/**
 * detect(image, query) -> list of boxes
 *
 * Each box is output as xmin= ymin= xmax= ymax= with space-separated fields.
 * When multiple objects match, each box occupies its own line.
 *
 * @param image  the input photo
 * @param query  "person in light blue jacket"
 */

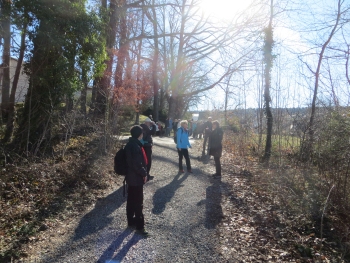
xmin=177 ymin=120 xmax=192 ymax=173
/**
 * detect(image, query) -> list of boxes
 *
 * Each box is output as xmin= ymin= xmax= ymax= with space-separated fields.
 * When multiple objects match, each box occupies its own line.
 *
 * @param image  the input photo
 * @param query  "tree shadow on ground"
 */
xmin=73 ymin=186 xmax=125 ymax=241
xmin=152 ymin=172 xmax=190 ymax=214
xmin=153 ymin=141 xmax=178 ymax=151
xmin=97 ymin=229 xmax=143 ymax=263
xmin=152 ymin=152 xmax=179 ymax=167
xmin=154 ymin=140 xmax=198 ymax=152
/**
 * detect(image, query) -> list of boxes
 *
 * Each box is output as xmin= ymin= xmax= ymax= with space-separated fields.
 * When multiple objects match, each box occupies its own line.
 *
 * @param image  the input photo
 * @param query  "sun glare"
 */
xmin=199 ymin=0 xmax=253 ymax=21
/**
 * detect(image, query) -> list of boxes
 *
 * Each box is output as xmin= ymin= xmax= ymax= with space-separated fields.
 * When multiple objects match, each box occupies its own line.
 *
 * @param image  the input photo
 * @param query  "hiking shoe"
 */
xmin=147 ymin=175 xmax=154 ymax=181
xmin=136 ymin=228 xmax=149 ymax=236
xmin=187 ymin=170 xmax=193 ymax=173
xmin=179 ymin=169 xmax=185 ymax=173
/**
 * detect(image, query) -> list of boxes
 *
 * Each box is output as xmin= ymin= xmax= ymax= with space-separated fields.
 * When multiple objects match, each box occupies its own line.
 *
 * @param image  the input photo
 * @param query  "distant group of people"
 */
xmin=164 ymin=117 xmax=218 ymax=140
xmin=122 ymin=115 xmax=223 ymax=236
xmin=147 ymin=115 xmax=165 ymax=137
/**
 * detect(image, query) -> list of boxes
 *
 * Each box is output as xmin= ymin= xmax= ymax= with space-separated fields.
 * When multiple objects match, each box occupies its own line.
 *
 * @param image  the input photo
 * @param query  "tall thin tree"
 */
xmin=263 ymin=0 xmax=274 ymax=162
xmin=301 ymin=0 xmax=343 ymax=160
xmin=0 ymin=0 xmax=11 ymax=123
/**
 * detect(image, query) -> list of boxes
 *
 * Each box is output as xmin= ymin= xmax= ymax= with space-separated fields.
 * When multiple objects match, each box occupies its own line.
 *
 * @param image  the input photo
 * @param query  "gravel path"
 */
xmin=30 ymin=136 xmax=226 ymax=262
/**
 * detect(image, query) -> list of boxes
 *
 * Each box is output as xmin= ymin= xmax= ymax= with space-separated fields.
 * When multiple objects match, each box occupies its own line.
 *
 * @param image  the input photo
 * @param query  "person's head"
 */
xmin=180 ymin=120 xmax=188 ymax=129
xmin=130 ymin=125 xmax=143 ymax=140
xmin=212 ymin=120 xmax=220 ymax=130
xmin=208 ymin=117 xmax=212 ymax=122
xmin=144 ymin=117 xmax=152 ymax=126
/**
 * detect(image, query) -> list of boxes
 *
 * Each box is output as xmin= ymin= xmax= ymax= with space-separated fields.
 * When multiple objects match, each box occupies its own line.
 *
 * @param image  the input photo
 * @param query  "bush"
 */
xmin=312 ymin=110 xmax=350 ymax=212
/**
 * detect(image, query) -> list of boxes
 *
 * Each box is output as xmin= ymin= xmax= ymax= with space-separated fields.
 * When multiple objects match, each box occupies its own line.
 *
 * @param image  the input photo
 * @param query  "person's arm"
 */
xmin=149 ymin=123 xmax=157 ymax=135
xmin=203 ymin=121 xmax=208 ymax=129
xmin=176 ymin=129 xmax=181 ymax=149
xmin=188 ymin=136 xmax=192 ymax=148
xmin=219 ymin=129 xmax=224 ymax=143
xmin=127 ymin=145 xmax=147 ymax=178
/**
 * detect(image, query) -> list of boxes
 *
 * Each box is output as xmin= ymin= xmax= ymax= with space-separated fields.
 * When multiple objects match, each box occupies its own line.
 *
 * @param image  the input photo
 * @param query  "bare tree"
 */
xmin=3 ymin=23 xmax=27 ymax=142
xmin=262 ymin=0 xmax=274 ymax=162
xmin=146 ymin=0 xmax=160 ymax=121
xmin=301 ymin=0 xmax=345 ymax=160
xmin=0 ymin=0 xmax=11 ymax=122
xmin=159 ymin=0 xmax=262 ymax=119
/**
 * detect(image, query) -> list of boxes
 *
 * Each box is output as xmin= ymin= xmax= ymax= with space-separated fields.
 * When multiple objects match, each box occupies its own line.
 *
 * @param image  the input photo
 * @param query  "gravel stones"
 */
xmin=23 ymin=136 xmax=225 ymax=262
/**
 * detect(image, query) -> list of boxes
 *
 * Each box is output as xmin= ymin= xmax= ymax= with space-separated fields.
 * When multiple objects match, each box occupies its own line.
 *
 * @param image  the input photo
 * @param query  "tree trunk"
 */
xmin=80 ymin=67 xmax=88 ymax=115
xmin=159 ymin=88 xmax=165 ymax=115
xmin=135 ymin=3 xmax=144 ymax=125
xmin=168 ymin=0 xmax=186 ymax=119
xmin=168 ymin=96 xmax=175 ymax=119
xmin=258 ymin=61 xmax=264 ymax=151
xmin=263 ymin=0 xmax=274 ymax=162
xmin=114 ymin=0 xmax=127 ymax=91
xmin=112 ymin=0 xmax=127 ymax=133
xmin=15 ymin=20 xmax=62 ymax=152
xmin=151 ymin=0 xmax=160 ymax=122
xmin=93 ymin=0 xmax=119 ymax=115
xmin=161 ymin=6 xmax=169 ymax=116
xmin=3 ymin=25 xmax=27 ymax=143
xmin=1 ymin=0 xmax=11 ymax=122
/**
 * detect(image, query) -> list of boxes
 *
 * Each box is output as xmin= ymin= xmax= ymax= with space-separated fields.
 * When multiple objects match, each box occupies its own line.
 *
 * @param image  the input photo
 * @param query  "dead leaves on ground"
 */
xmin=0 ymin=134 xmax=122 ymax=260
xmin=217 ymin=159 xmax=347 ymax=262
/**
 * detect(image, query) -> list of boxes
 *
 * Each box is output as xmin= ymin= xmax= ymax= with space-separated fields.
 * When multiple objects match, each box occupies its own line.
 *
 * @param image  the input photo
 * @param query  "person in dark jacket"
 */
xmin=172 ymin=119 xmax=178 ymax=136
xmin=202 ymin=117 xmax=213 ymax=156
xmin=140 ymin=118 xmax=157 ymax=180
xmin=124 ymin=125 xmax=148 ymax=235
xmin=165 ymin=117 xmax=170 ymax=136
xmin=209 ymin=120 xmax=223 ymax=177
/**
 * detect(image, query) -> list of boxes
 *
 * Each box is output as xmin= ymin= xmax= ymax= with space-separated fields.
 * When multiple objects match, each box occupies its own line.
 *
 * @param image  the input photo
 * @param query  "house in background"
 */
xmin=1 ymin=58 xmax=94 ymax=109
xmin=0 ymin=57 xmax=29 ymax=104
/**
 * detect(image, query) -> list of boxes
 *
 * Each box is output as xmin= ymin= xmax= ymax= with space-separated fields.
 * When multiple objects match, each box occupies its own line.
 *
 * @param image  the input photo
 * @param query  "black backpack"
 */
xmin=114 ymin=146 xmax=128 ymax=175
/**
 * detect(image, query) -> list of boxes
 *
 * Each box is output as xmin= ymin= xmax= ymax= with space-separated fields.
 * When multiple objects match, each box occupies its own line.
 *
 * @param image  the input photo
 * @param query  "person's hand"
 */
xmin=143 ymin=176 xmax=147 ymax=183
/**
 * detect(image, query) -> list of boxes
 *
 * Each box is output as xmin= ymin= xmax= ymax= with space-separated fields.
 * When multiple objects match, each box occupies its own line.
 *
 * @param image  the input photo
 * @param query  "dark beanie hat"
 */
xmin=130 ymin=125 xmax=143 ymax=138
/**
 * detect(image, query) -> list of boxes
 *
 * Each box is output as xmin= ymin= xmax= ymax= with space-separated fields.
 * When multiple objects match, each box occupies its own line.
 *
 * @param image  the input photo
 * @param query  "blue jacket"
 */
xmin=177 ymin=127 xmax=191 ymax=149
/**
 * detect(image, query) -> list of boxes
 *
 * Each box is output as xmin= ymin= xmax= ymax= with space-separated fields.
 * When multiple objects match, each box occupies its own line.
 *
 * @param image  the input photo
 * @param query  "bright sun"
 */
xmin=199 ymin=0 xmax=253 ymax=21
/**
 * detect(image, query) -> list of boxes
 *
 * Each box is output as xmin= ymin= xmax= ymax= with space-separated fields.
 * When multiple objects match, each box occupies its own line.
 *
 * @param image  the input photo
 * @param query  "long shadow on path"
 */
xmin=73 ymin=186 xmax=126 ymax=241
xmin=204 ymin=176 xmax=224 ymax=229
xmin=152 ymin=153 xmax=179 ymax=168
xmin=97 ymin=229 xmax=142 ymax=263
xmin=152 ymin=172 xmax=190 ymax=214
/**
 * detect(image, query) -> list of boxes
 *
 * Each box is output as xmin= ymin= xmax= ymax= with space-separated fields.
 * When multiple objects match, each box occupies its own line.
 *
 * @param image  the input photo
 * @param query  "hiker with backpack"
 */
xmin=140 ymin=118 xmax=157 ymax=181
xmin=176 ymin=120 xmax=192 ymax=173
xmin=209 ymin=120 xmax=224 ymax=177
xmin=124 ymin=125 xmax=149 ymax=235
